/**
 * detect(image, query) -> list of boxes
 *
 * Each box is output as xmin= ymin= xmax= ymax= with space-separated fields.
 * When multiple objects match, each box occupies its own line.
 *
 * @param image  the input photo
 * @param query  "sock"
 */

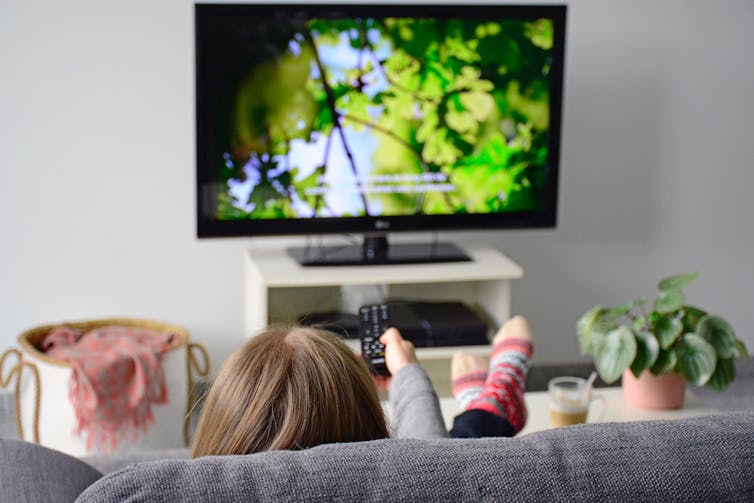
xmin=465 ymin=337 xmax=533 ymax=433
xmin=452 ymin=370 xmax=487 ymax=411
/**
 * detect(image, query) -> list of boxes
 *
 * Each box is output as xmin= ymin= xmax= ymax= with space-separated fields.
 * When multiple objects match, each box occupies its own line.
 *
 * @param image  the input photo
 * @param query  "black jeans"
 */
xmin=449 ymin=409 xmax=516 ymax=438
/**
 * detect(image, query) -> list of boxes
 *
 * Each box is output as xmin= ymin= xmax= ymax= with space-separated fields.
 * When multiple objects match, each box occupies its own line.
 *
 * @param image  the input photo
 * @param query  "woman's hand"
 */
xmin=380 ymin=327 xmax=418 ymax=376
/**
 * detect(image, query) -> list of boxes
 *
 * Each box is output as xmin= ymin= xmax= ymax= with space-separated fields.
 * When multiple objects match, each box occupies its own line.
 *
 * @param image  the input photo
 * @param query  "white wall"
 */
xmin=493 ymin=0 xmax=754 ymax=363
xmin=1 ymin=0 xmax=752 ymax=370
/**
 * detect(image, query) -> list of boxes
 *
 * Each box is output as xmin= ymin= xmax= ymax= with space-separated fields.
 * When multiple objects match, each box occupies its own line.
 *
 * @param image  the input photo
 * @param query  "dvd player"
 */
xmin=385 ymin=301 xmax=489 ymax=347
xmin=299 ymin=300 xmax=489 ymax=346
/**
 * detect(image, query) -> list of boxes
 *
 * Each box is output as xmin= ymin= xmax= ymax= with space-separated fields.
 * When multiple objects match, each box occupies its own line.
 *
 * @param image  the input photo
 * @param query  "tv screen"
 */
xmin=196 ymin=3 xmax=566 ymax=238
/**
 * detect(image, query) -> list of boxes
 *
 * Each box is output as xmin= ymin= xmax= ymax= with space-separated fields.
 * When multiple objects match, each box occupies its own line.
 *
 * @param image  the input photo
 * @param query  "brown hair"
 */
xmin=191 ymin=326 xmax=389 ymax=457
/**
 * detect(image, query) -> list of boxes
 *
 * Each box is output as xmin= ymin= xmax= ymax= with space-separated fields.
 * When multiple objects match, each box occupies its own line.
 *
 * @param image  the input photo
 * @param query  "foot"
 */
xmin=451 ymin=352 xmax=488 ymax=411
xmin=492 ymin=315 xmax=533 ymax=345
xmin=466 ymin=315 xmax=534 ymax=433
xmin=451 ymin=351 xmax=488 ymax=380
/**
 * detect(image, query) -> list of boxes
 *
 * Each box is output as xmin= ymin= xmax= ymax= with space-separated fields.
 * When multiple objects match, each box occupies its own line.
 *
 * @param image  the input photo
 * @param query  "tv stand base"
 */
xmin=287 ymin=239 xmax=471 ymax=266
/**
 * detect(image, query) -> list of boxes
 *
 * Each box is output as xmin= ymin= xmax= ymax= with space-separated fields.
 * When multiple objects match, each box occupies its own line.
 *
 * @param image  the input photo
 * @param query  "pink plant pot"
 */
xmin=622 ymin=370 xmax=686 ymax=410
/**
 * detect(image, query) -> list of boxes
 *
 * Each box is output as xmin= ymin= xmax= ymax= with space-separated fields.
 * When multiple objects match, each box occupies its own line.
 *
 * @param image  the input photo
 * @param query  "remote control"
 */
xmin=359 ymin=303 xmax=391 ymax=376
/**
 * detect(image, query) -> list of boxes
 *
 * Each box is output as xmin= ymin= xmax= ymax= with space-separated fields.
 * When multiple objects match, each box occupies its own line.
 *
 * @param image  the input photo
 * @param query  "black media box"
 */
xmin=389 ymin=301 xmax=489 ymax=347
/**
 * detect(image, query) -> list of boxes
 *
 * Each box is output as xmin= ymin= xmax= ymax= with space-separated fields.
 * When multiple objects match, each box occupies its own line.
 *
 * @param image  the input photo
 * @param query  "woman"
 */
xmin=192 ymin=317 xmax=533 ymax=457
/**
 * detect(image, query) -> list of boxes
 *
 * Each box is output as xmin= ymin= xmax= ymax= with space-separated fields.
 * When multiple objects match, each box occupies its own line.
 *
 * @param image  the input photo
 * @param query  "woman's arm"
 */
xmin=389 ymin=363 xmax=449 ymax=439
xmin=380 ymin=328 xmax=448 ymax=439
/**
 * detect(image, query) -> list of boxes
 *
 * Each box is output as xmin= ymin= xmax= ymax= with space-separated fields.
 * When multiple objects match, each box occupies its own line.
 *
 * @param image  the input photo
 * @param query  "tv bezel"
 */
xmin=195 ymin=3 xmax=567 ymax=239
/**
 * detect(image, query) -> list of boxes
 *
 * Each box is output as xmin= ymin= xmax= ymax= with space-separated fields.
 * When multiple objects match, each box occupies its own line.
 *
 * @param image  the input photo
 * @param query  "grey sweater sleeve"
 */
xmin=388 ymin=363 xmax=449 ymax=439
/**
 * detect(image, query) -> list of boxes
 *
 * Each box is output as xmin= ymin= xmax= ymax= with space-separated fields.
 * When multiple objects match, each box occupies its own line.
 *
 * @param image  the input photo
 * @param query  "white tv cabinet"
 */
xmin=243 ymin=241 xmax=523 ymax=359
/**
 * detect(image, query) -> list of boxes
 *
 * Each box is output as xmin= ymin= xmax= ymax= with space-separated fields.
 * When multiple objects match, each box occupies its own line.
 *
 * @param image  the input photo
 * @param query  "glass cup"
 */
xmin=548 ymin=376 xmax=596 ymax=427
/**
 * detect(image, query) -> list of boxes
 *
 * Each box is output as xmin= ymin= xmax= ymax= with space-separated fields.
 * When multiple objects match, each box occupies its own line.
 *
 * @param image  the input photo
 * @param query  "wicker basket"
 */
xmin=0 ymin=318 xmax=209 ymax=457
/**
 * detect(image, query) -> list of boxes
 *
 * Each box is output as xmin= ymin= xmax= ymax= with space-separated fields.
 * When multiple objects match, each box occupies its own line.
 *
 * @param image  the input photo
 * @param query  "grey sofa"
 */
xmin=2 ymin=411 xmax=753 ymax=502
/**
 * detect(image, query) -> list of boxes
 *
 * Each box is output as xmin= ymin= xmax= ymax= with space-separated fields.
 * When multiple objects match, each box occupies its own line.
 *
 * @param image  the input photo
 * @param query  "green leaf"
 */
xmin=629 ymin=297 xmax=648 ymax=310
xmin=681 ymin=306 xmax=707 ymax=333
xmin=675 ymin=333 xmax=717 ymax=386
xmin=697 ymin=316 xmax=737 ymax=358
xmin=658 ymin=272 xmax=699 ymax=292
xmin=576 ymin=306 xmax=603 ymax=355
xmin=734 ymin=339 xmax=749 ymax=360
xmin=274 ymin=170 xmax=292 ymax=190
xmin=590 ymin=331 xmax=607 ymax=356
xmin=247 ymin=179 xmax=283 ymax=209
xmin=524 ymin=19 xmax=554 ymax=50
xmin=653 ymin=289 xmax=685 ymax=314
xmin=458 ymin=90 xmax=495 ymax=121
xmin=421 ymin=129 xmax=462 ymax=165
xmin=633 ymin=315 xmax=647 ymax=332
xmin=445 ymin=109 xmax=477 ymax=135
xmin=650 ymin=348 xmax=678 ymax=376
xmin=601 ymin=305 xmax=630 ymax=319
xmin=594 ymin=326 xmax=637 ymax=385
xmin=705 ymin=357 xmax=735 ymax=392
xmin=630 ymin=331 xmax=660 ymax=378
xmin=291 ymin=165 xmax=325 ymax=208
xmin=600 ymin=299 xmax=644 ymax=323
xmin=313 ymin=106 xmax=334 ymax=131
xmin=652 ymin=316 xmax=683 ymax=350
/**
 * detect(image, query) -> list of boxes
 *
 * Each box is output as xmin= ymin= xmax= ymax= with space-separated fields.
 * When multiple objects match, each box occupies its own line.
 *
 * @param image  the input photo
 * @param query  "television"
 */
xmin=196 ymin=3 xmax=567 ymax=265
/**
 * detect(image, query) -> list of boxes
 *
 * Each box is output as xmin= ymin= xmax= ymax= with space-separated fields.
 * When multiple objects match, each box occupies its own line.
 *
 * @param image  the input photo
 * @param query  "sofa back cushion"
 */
xmin=0 ymin=438 xmax=102 ymax=503
xmin=77 ymin=412 xmax=754 ymax=502
xmin=83 ymin=447 xmax=190 ymax=475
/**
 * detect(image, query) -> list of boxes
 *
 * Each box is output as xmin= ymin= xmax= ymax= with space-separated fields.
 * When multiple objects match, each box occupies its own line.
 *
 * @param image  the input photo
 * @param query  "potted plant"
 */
xmin=576 ymin=272 xmax=749 ymax=409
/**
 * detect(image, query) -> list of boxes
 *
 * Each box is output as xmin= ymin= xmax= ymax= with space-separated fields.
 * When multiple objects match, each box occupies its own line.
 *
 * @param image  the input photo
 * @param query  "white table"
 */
xmin=435 ymin=387 xmax=719 ymax=435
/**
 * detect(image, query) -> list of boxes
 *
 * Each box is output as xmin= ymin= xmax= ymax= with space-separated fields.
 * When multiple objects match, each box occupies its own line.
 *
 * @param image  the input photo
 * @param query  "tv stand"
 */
xmin=245 ymin=240 xmax=523 ymax=359
xmin=287 ymin=235 xmax=471 ymax=266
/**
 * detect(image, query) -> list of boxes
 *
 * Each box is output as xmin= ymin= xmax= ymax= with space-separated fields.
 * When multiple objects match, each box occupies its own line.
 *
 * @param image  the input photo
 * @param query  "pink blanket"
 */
xmin=42 ymin=325 xmax=176 ymax=452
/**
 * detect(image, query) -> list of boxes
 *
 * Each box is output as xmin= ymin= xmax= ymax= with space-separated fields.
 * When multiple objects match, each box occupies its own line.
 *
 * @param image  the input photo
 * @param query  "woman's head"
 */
xmin=191 ymin=326 xmax=389 ymax=457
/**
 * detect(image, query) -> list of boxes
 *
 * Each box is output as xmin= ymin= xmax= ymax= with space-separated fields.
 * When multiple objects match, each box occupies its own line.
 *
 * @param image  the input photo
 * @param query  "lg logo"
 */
xmin=375 ymin=220 xmax=390 ymax=230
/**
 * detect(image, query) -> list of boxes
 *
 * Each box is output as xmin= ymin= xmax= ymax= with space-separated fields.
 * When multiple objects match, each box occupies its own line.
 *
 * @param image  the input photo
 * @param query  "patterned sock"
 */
xmin=452 ymin=370 xmax=488 ymax=411
xmin=465 ymin=337 xmax=533 ymax=433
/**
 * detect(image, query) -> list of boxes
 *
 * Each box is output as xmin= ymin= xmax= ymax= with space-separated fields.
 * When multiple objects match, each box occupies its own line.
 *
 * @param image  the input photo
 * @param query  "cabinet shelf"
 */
xmin=342 ymin=339 xmax=493 ymax=359
xmin=244 ymin=241 xmax=523 ymax=360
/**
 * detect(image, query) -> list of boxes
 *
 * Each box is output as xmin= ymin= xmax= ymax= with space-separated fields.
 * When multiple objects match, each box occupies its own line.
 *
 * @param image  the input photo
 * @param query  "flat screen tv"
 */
xmin=196 ymin=3 xmax=567 ymax=265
